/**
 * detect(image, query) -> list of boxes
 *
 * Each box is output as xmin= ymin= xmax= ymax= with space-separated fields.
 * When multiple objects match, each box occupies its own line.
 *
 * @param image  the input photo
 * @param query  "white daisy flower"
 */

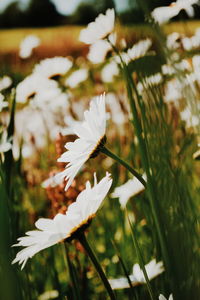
xmin=16 ymin=74 xmax=58 ymax=103
xmin=87 ymin=33 xmax=116 ymax=64
xmin=127 ymin=39 xmax=152 ymax=61
xmin=109 ymin=259 xmax=164 ymax=290
xmin=111 ymin=175 xmax=146 ymax=208
xmin=115 ymin=39 xmax=152 ymax=65
xmin=33 ymin=57 xmax=72 ymax=79
xmin=0 ymin=93 xmax=8 ymax=112
xmin=55 ymin=93 xmax=107 ymax=191
xmin=79 ymin=8 xmax=115 ymax=44
xmin=65 ymin=69 xmax=88 ymax=88
xmin=12 ymin=173 xmax=112 ymax=269
xmin=19 ymin=35 xmax=40 ymax=59
xmin=152 ymin=0 xmax=199 ymax=24
xmin=101 ymin=60 xmax=119 ymax=83
xmin=0 ymin=76 xmax=12 ymax=91
xmin=159 ymin=294 xmax=173 ymax=300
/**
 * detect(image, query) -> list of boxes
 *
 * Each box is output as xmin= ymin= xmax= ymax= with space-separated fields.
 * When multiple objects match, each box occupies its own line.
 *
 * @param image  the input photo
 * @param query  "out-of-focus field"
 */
xmin=1 ymin=21 xmax=200 ymax=55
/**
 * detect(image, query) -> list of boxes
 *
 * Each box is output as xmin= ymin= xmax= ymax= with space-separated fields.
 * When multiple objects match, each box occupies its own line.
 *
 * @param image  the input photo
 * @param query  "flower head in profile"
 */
xmin=55 ymin=93 xmax=107 ymax=191
xmin=33 ymin=57 xmax=72 ymax=79
xmin=12 ymin=173 xmax=112 ymax=269
xmin=79 ymin=8 xmax=115 ymax=44
xmin=111 ymin=175 xmax=146 ymax=208
xmin=109 ymin=259 xmax=164 ymax=289
xmin=19 ymin=34 xmax=40 ymax=59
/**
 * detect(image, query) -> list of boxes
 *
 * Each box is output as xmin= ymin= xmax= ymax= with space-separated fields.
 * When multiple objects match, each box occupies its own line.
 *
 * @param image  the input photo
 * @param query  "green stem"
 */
xmin=124 ymin=69 xmax=171 ymax=274
xmin=63 ymin=243 xmax=81 ymax=300
xmin=78 ymin=233 xmax=116 ymax=300
xmin=101 ymin=147 xmax=146 ymax=187
xmin=127 ymin=212 xmax=155 ymax=300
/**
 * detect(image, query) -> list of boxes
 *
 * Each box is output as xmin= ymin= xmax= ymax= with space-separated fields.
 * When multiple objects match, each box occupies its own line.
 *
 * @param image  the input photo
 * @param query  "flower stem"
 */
xmin=78 ymin=233 xmax=116 ymax=300
xmin=101 ymin=146 xmax=146 ymax=187
xmin=126 ymin=212 xmax=155 ymax=300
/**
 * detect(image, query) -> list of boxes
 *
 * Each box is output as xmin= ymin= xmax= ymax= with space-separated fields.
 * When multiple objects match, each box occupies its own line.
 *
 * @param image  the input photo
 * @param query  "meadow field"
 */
xmin=0 ymin=10 xmax=200 ymax=300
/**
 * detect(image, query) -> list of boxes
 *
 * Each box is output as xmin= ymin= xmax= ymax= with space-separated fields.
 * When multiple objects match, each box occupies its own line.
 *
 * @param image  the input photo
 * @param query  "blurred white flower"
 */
xmin=0 ymin=131 xmax=12 ymax=154
xmin=166 ymin=32 xmax=181 ymax=50
xmin=65 ymin=69 xmax=88 ymax=88
xmin=33 ymin=57 xmax=72 ymax=79
xmin=159 ymin=294 xmax=173 ymax=300
xmin=13 ymin=106 xmax=60 ymax=159
xmin=55 ymin=93 xmax=107 ymax=191
xmin=38 ymin=290 xmax=59 ymax=300
xmin=106 ymin=93 xmax=125 ymax=125
xmin=33 ymin=86 xmax=69 ymax=112
xmin=19 ymin=35 xmax=40 ymax=59
xmin=87 ymin=33 xmax=116 ymax=64
xmin=0 ymin=76 xmax=12 ymax=91
xmin=16 ymin=74 xmax=58 ymax=103
xmin=180 ymin=106 xmax=199 ymax=127
xmin=41 ymin=175 xmax=60 ymax=188
xmin=127 ymin=39 xmax=152 ymax=61
xmin=137 ymin=73 xmax=163 ymax=94
xmin=182 ymin=30 xmax=200 ymax=51
xmin=12 ymin=173 xmax=112 ymax=269
xmin=79 ymin=8 xmax=115 ymax=44
xmin=111 ymin=175 xmax=146 ymax=208
xmin=162 ymin=59 xmax=191 ymax=76
xmin=164 ymin=79 xmax=182 ymax=103
xmin=0 ymin=94 xmax=8 ymax=112
xmin=101 ymin=60 xmax=119 ymax=83
xmin=115 ymin=39 xmax=152 ymax=65
xmin=109 ymin=259 xmax=164 ymax=289
xmin=151 ymin=0 xmax=199 ymax=24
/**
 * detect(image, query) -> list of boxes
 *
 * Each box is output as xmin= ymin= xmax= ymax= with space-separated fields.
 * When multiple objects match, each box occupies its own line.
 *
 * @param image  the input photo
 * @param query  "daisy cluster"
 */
xmin=0 ymin=3 xmax=198 ymax=298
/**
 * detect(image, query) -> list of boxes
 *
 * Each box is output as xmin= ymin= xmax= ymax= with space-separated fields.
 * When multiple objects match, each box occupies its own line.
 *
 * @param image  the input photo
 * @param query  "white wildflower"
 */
xmin=55 ymin=93 xmax=107 ymax=191
xmin=65 ymin=69 xmax=88 ymax=88
xmin=33 ymin=57 xmax=72 ymax=79
xmin=19 ymin=35 xmax=40 ymax=59
xmin=12 ymin=173 xmax=112 ymax=269
xmin=109 ymin=259 xmax=164 ymax=289
xmin=111 ymin=175 xmax=146 ymax=208
xmin=79 ymin=8 xmax=115 ymax=44
xmin=0 ymin=76 xmax=12 ymax=91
